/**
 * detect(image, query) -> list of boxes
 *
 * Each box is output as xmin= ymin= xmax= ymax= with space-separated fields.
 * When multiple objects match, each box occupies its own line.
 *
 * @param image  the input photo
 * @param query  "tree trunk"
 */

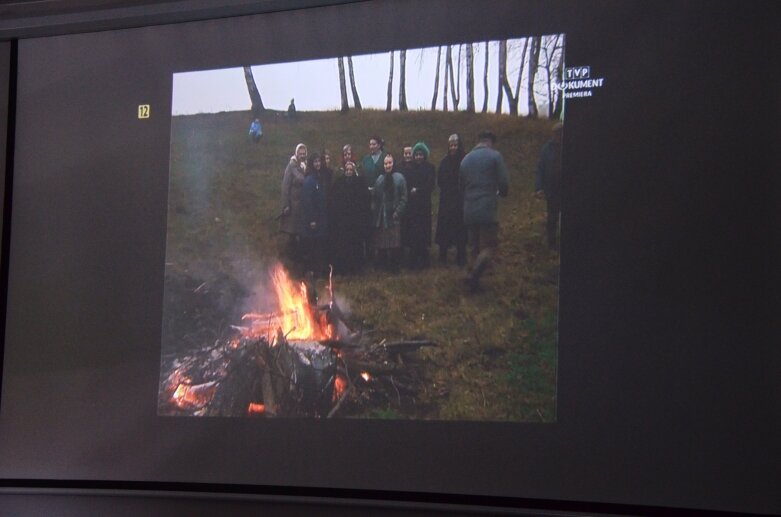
xmin=541 ymin=34 xmax=562 ymax=118
xmin=495 ymin=41 xmax=504 ymax=113
xmin=431 ymin=46 xmax=442 ymax=110
xmin=338 ymin=57 xmax=349 ymax=112
xmin=243 ymin=66 xmax=265 ymax=116
xmin=482 ymin=41 xmax=489 ymax=113
xmin=552 ymin=43 xmax=564 ymax=119
xmin=465 ymin=43 xmax=475 ymax=113
xmin=499 ymin=40 xmax=518 ymax=115
xmin=347 ymin=56 xmax=362 ymax=110
xmin=448 ymin=45 xmax=459 ymax=110
xmin=399 ymin=50 xmax=408 ymax=111
xmin=455 ymin=44 xmax=462 ymax=108
xmin=386 ymin=50 xmax=394 ymax=112
xmin=527 ymin=36 xmax=541 ymax=118
xmin=443 ymin=46 xmax=450 ymax=112
xmin=514 ymin=38 xmax=528 ymax=114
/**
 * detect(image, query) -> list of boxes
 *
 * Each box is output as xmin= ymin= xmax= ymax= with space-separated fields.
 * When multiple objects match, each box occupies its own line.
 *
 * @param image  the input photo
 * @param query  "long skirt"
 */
xmin=374 ymin=222 xmax=401 ymax=249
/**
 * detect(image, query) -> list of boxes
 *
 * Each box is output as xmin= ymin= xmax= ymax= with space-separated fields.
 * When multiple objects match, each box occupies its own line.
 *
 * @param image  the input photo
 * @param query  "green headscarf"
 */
xmin=412 ymin=141 xmax=430 ymax=159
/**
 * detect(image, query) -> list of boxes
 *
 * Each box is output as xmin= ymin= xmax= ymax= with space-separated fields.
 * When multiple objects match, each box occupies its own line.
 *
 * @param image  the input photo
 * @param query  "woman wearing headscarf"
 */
xmin=373 ymin=154 xmax=407 ymax=272
xmin=329 ymin=161 xmax=370 ymax=274
xmin=435 ymin=133 xmax=467 ymax=266
xmin=279 ymin=143 xmax=307 ymax=268
xmin=402 ymin=141 xmax=436 ymax=269
xmin=300 ymin=153 xmax=328 ymax=277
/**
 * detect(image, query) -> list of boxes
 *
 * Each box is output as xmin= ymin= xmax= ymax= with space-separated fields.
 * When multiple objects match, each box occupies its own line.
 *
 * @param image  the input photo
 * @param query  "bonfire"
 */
xmin=160 ymin=263 xmax=434 ymax=417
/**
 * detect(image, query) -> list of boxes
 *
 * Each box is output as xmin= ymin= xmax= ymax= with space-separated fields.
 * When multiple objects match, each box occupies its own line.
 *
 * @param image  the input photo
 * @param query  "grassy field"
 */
xmin=164 ymin=108 xmax=559 ymax=421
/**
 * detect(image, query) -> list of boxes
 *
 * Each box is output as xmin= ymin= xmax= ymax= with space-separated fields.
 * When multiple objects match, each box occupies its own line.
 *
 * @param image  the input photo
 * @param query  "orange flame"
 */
xmin=247 ymin=402 xmax=266 ymax=414
xmin=360 ymin=372 xmax=371 ymax=382
xmin=333 ymin=375 xmax=347 ymax=401
xmin=241 ymin=263 xmax=334 ymax=342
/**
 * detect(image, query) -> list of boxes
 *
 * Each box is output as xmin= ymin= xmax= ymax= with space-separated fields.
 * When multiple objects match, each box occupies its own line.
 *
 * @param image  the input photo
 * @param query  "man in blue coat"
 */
xmin=459 ymin=131 xmax=509 ymax=292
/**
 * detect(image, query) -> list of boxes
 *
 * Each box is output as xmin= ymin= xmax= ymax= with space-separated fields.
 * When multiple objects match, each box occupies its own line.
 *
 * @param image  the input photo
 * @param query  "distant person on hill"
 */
xmin=372 ymin=153 xmax=407 ymax=273
xmin=535 ymin=122 xmax=564 ymax=251
xmin=360 ymin=136 xmax=386 ymax=191
xmin=330 ymin=161 xmax=370 ymax=274
xmin=459 ymin=131 xmax=509 ymax=293
xmin=248 ymin=118 xmax=263 ymax=143
xmin=287 ymin=98 xmax=297 ymax=118
xmin=402 ymin=141 xmax=436 ymax=270
xmin=279 ymin=143 xmax=307 ymax=271
xmin=435 ymin=133 xmax=467 ymax=266
xmin=300 ymin=153 xmax=328 ymax=277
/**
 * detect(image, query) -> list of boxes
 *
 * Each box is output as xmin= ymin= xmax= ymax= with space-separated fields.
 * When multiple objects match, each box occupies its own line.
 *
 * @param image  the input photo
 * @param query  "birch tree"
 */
xmin=527 ymin=36 xmax=541 ymax=118
xmin=243 ymin=66 xmax=265 ymax=116
xmin=465 ymin=43 xmax=475 ymax=113
xmin=431 ymin=46 xmax=442 ymax=110
xmin=347 ymin=56 xmax=362 ymax=110
xmin=482 ymin=41 xmax=489 ymax=113
xmin=399 ymin=49 xmax=408 ymax=111
xmin=337 ymin=57 xmax=349 ymax=112
xmin=386 ymin=50 xmax=394 ymax=111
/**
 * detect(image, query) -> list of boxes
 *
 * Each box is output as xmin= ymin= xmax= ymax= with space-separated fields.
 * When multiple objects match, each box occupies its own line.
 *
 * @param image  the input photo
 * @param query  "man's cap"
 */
xmin=478 ymin=130 xmax=497 ymax=142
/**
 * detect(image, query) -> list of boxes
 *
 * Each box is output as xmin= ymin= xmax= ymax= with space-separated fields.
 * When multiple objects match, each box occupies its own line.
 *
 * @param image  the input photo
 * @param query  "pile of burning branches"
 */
xmin=159 ymin=264 xmax=435 ymax=417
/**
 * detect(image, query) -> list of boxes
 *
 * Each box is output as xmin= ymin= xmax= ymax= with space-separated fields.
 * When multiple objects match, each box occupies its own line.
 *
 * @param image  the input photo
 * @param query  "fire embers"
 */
xmin=277 ymin=340 xmax=337 ymax=417
xmin=172 ymin=381 xmax=218 ymax=410
xmin=159 ymin=262 xmax=435 ymax=418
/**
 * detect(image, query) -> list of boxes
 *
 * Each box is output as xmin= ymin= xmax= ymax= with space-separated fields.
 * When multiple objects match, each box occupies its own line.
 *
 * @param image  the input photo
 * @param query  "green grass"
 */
xmin=165 ymin=108 xmax=559 ymax=421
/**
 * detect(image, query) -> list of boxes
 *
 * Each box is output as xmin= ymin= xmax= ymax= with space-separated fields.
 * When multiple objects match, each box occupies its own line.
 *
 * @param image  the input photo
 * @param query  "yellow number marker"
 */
xmin=138 ymin=104 xmax=150 ymax=119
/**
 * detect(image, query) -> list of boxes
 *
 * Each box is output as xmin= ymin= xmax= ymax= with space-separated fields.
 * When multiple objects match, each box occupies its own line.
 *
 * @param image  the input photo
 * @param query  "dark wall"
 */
xmin=0 ymin=0 xmax=778 ymax=515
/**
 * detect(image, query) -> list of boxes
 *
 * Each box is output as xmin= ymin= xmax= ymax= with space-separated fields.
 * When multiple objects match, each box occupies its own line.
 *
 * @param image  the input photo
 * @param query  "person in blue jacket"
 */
xmin=459 ymin=131 xmax=509 ymax=292
xmin=248 ymin=118 xmax=262 ymax=143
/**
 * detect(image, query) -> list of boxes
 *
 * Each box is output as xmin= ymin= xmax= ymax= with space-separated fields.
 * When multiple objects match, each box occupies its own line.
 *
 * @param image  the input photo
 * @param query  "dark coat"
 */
xmin=535 ymin=140 xmax=562 ymax=200
xmin=300 ymin=174 xmax=327 ymax=240
xmin=402 ymin=160 xmax=435 ymax=248
xmin=435 ymin=150 xmax=467 ymax=247
xmin=459 ymin=144 xmax=509 ymax=225
xmin=329 ymin=174 xmax=370 ymax=273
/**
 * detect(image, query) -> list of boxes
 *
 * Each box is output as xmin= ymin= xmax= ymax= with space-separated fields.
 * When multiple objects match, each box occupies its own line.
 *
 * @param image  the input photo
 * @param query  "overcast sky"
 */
xmin=172 ymin=36 xmax=564 ymax=117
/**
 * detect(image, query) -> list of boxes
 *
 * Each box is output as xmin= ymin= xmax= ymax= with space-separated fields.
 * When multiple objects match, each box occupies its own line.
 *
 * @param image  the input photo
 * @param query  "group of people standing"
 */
xmin=277 ymin=125 xmax=561 ymax=292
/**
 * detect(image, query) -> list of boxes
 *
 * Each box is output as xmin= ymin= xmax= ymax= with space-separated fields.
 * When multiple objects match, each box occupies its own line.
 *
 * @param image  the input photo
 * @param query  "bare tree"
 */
xmin=482 ymin=41 xmax=489 ymax=113
xmin=500 ymin=39 xmax=527 ymax=116
xmin=337 ymin=57 xmax=349 ymax=112
xmin=495 ymin=41 xmax=504 ymax=113
xmin=431 ymin=46 xmax=442 ymax=110
xmin=347 ymin=56 xmax=362 ymax=110
xmin=465 ymin=43 xmax=475 ymax=112
xmin=540 ymin=34 xmax=563 ymax=118
xmin=443 ymin=45 xmax=451 ymax=111
xmin=243 ymin=66 xmax=265 ymax=116
xmin=399 ymin=49 xmax=408 ymax=111
xmin=386 ymin=50 xmax=394 ymax=111
xmin=551 ymin=37 xmax=565 ymax=119
xmin=452 ymin=44 xmax=462 ymax=109
xmin=447 ymin=45 xmax=460 ymax=110
xmin=527 ymin=36 xmax=541 ymax=118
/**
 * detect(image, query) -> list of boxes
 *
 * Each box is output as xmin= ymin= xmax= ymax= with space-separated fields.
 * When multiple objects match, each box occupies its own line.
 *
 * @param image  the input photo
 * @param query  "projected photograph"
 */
xmin=158 ymin=35 xmax=564 ymax=420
